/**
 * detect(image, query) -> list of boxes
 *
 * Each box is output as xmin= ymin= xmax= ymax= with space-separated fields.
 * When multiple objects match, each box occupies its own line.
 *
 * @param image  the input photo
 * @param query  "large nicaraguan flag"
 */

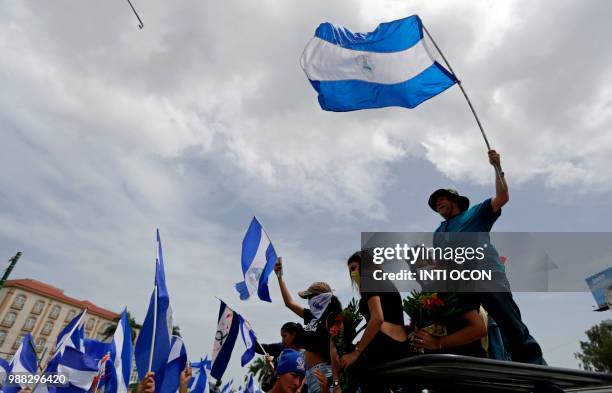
xmin=235 ymin=217 xmax=278 ymax=302
xmin=4 ymin=334 xmax=37 ymax=393
xmin=300 ymin=15 xmax=457 ymax=112
xmin=106 ymin=309 xmax=133 ymax=393
xmin=135 ymin=229 xmax=173 ymax=391
xmin=210 ymin=301 xmax=240 ymax=381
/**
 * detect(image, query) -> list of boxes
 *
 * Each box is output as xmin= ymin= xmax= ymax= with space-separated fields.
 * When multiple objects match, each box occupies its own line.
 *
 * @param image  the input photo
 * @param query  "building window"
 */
xmin=86 ymin=318 xmax=95 ymax=331
xmin=0 ymin=331 xmax=6 ymax=346
xmin=11 ymin=295 xmax=26 ymax=310
xmin=65 ymin=310 xmax=76 ymax=322
xmin=31 ymin=300 xmax=45 ymax=315
xmin=12 ymin=334 xmax=25 ymax=350
xmin=42 ymin=321 xmax=54 ymax=335
xmin=49 ymin=305 xmax=61 ymax=319
xmin=96 ymin=323 xmax=112 ymax=341
xmin=1 ymin=312 xmax=17 ymax=327
xmin=23 ymin=317 xmax=36 ymax=331
xmin=35 ymin=338 xmax=46 ymax=353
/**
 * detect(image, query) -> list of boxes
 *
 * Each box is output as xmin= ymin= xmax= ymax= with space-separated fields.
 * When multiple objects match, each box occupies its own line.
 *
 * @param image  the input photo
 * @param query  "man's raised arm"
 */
xmin=489 ymin=149 xmax=509 ymax=213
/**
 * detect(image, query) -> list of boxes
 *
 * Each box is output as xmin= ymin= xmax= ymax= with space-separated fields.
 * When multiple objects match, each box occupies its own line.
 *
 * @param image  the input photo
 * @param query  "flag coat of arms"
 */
xmin=301 ymin=15 xmax=457 ymax=111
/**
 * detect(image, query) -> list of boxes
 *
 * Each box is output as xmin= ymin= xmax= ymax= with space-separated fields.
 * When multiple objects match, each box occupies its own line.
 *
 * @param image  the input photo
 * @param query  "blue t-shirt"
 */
xmin=433 ymin=198 xmax=504 ymax=272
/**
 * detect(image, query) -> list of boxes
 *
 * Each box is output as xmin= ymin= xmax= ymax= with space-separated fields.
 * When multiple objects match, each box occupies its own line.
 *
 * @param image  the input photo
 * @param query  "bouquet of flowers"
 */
xmin=403 ymin=291 xmax=461 ymax=344
xmin=326 ymin=298 xmax=363 ymax=391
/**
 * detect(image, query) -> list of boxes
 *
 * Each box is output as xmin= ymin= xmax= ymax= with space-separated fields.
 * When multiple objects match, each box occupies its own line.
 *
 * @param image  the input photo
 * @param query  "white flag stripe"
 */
xmin=113 ymin=319 xmax=127 ymax=393
xmin=57 ymin=365 xmax=97 ymax=390
xmin=244 ymin=232 xmax=271 ymax=295
xmin=168 ymin=337 xmax=184 ymax=363
xmin=301 ymin=36 xmax=435 ymax=84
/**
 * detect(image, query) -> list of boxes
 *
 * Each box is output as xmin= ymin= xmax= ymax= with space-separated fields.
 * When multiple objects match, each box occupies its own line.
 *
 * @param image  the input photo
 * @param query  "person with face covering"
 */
xmin=338 ymin=250 xmax=412 ymax=393
xmin=274 ymin=258 xmax=342 ymax=393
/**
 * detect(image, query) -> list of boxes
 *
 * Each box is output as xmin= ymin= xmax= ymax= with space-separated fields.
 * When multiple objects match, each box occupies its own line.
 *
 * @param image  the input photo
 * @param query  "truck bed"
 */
xmin=368 ymin=354 xmax=612 ymax=392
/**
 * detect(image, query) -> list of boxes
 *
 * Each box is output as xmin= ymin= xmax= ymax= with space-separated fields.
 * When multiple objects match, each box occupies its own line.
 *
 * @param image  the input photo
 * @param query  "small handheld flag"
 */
xmin=4 ymin=334 xmax=37 ymax=393
xmin=210 ymin=301 xmax=240 ymax=381
xmin=106 ymin=309 xmax=133 ymax=393
xmin=235 ymin=217 xmax=278 ymax=302
xmin=238 ymin=316 xmax=258 ymax=367
xmin=189 ymin=357 xmax=211 ymax=393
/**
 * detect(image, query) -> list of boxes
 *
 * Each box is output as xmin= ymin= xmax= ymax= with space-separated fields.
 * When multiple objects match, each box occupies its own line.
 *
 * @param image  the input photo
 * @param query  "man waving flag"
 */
xmin=235 ymin=217 xmax=278 ymax=302
xmin=135 ymin=229 xmax=173 ymax=391
xmin=300 ymin=15 xmax=457 ymax=111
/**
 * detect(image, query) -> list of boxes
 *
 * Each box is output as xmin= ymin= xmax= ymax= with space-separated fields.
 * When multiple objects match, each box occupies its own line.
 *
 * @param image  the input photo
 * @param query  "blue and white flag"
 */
xmin=4 ymin=334 xmax=37 ymax=393
xmin=235 ymin=217 xmax=278 ymax=302
xmin=56 ymin=310 xmax=87 ymax=354
xmin=210 ymin=301 xmax=240 ymax=381
xmin=301 ymin=15 xmax=457 ymax=111
xmin=56 ymin=347 xmax=99 ymax=393
xmin=220 ymin=379 xmax=233 ymax=393
xmin=189 ymin=358 xmax=211 ymax=393
xmin=135 ymin=229 xmax=173 ymax=390
xmin=245 ymin=374 xmax=256 ymax=393
xmin=83 ymin=339 xmax=111 ymax=363
xmin=107 ymin=309 xmax=133 ymax=393
xmin=238 ymin=317 xmax=258 ymax=367
xmin=158 ymin=336 xmax=187 ymax=393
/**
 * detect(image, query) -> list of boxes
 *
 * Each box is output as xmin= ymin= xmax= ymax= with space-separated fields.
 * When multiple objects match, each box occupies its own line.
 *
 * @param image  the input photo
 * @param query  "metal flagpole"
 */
xmin=422 ymin=24 xmax=506 ymax=190
xmin=148 ymin=284 xmax=158 ymax=372
xmin=125 ymin=0 xmax=144 ymax=29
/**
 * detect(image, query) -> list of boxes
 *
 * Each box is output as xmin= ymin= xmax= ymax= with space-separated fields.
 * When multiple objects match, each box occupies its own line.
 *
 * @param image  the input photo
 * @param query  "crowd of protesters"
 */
xmin=128 ymin=150 xmax=552 ymax=393
xmin=244 ymin=150 xmax=552 ymax=393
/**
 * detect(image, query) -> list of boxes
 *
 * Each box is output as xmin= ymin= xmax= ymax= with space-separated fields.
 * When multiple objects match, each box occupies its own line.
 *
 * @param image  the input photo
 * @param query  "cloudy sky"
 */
xmin=1 ymin=0 xmax=612 ymax=383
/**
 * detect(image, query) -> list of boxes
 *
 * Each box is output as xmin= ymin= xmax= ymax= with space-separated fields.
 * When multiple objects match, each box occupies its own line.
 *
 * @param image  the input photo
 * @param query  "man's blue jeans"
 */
xmin=480 ymin=274 xmax=547 ymax=365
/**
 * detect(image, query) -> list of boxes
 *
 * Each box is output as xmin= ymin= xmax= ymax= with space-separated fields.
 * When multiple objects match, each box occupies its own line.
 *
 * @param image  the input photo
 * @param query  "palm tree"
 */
xmin=100 ymin=310 xmax=141 ymax=342
xmin=246 ymin=357 xmax=268 ymax=384
xmin=100 ymin=310 xmax=181 ymax=342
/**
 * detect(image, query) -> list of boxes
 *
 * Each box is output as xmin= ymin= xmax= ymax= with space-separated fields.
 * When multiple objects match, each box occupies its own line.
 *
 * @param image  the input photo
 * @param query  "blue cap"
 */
xmin=276 ymin=349 xmax=306 ymax=376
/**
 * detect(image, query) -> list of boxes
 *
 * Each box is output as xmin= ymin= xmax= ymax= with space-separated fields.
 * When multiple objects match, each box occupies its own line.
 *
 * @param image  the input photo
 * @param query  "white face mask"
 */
xmin=308 ymin=292 xmax=333 ymax=320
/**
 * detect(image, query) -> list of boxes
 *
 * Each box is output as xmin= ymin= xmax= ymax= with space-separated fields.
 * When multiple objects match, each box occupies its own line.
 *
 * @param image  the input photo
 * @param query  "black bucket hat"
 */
xmin=428 ymin=189 xmax=470 ymax=212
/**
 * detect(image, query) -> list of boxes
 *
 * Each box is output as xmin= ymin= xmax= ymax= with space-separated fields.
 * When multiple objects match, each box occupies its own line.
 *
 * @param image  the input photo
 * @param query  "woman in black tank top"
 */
xmin=336 ymin=251 xmax=412 ymax=393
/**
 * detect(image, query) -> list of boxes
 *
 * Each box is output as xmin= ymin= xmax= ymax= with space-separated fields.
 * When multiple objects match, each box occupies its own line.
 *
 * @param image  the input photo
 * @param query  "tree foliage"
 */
xmin=575 ymin=319 xmax=612 ymax=373
xmin=246 ymin=357 xmax=268 ymax=383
